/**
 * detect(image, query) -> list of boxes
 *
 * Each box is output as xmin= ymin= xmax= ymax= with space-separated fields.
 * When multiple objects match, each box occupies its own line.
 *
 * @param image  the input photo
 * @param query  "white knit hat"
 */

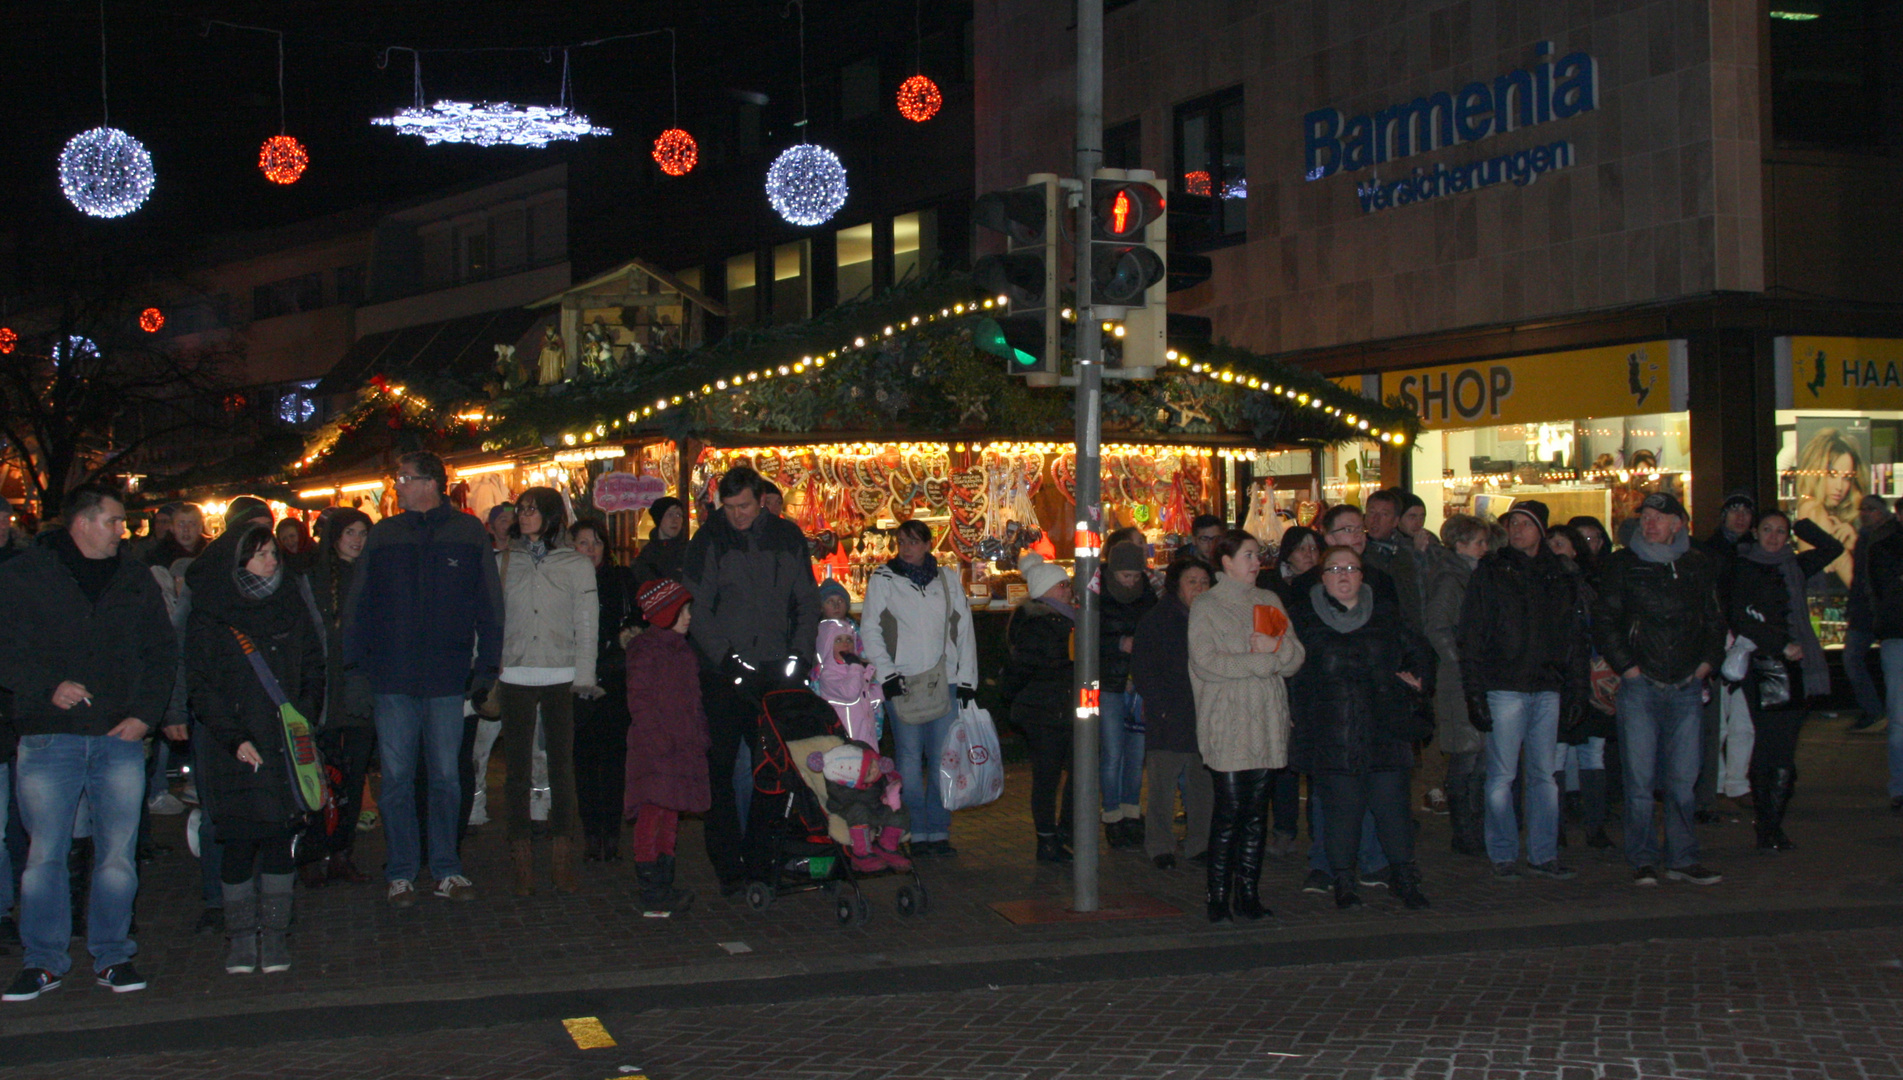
xmin=1020 ymin=552 xmax=1070 ymax=601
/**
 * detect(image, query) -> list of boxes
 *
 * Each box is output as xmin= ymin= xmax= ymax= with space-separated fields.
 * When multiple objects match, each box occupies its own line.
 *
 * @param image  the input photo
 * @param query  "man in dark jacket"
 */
xmin=343 ymin=451 xmax=502 ymax=907
xmin=1864 ymin=508 xmax=1903 ymax=808
xmin=1457 ymin=500 xmax=1584 ymax=882
xmin=1692 ymin=489 xmax=1757 ymax=820
xmin=1592 ymin=492 xmax=1727 ymax=887
xmin=1363 ymin=489 xmax=1424 ymax=634
xmin=0 ymin=486 xmax=173 ymax=1001
xmin=1846 ymin=495 xmax=1894 ymax=730
xmin=682 ymin=466 xmax=819 ymax=894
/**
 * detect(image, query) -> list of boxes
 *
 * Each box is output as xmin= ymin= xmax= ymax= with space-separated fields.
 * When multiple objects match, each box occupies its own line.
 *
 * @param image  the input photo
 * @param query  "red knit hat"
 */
xmin=637 ymin=578 xmax=692 ymax=629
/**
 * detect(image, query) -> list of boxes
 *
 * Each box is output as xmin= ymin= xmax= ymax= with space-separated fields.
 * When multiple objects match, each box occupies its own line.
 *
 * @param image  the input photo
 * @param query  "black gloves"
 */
xmin=1558 ymin=696 xmax=1588 ymax=742
xmin=467 ymin=673 xmax=497 ymax=704
xmin=956 ymin=685 xmax=976 ymax=706
xmin=1465 ymin=693 xmax=1493 ymax=733
xmin=883 ymin=675 xmax=907 ymax=701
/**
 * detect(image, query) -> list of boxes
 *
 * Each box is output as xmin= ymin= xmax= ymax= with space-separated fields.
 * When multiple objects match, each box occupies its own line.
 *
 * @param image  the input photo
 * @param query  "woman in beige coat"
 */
xmin=495 ymin=487 xmax=599 ymax=896
xmin=1188 ymin=529 xmax=1305 ymax=923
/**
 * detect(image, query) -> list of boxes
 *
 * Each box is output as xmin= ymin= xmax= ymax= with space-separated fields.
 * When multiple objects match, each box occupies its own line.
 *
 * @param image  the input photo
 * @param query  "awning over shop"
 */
xmin=315 ymin=306 xmax=549 ymax=396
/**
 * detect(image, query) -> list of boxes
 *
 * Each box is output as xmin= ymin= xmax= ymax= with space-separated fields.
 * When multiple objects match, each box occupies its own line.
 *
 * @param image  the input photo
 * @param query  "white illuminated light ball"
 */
xmin=765 ymin=144 xmax=848 ymax=227
xmin=58 ymin=127 xmax=155 ymax=218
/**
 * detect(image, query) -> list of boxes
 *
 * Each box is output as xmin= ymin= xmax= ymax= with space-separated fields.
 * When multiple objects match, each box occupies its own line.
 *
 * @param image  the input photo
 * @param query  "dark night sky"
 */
xmin=0 ymin=1 xmax=951 ymax=284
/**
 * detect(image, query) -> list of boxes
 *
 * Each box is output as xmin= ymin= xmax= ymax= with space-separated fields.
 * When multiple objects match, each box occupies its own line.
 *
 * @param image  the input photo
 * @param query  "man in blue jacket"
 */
xmin=345 ymin=452 xmax=502 ymax=907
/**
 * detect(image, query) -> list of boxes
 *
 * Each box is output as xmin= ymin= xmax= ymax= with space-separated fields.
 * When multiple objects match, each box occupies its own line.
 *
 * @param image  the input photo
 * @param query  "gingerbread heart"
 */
xmin=854 ymin=487 xmax=887 ymax=516
xmin=951 ymin=468 xmax=984 ymax=494
xmin=950 ymin=517 xmax=986 ymax=554
xmin=923 ymin=478 xmax=952 ymax=507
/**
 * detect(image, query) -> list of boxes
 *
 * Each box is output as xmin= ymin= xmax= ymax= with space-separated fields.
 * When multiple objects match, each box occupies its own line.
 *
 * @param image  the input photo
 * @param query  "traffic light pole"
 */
xmin=1070 ymin=0 xmax=1103 ymax=913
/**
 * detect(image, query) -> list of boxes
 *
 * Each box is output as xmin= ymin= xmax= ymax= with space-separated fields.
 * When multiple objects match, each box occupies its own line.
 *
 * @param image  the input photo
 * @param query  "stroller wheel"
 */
xmin=895 ymin=883 xmax=927 ymax=918
xmin=745 ymin=881 xmax=774 ymax=912
xmin=835 ymin=895 xmax=855 ymax=926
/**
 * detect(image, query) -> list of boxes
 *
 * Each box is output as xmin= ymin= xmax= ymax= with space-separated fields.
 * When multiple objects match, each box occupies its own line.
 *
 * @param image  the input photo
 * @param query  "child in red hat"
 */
xmin=623 ymin=579 xmax=709 ymax=916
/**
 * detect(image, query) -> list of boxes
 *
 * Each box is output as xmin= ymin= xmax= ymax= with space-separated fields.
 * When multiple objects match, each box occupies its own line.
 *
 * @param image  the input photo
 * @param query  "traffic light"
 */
xmin=972 ymin=173 xmax=1060 ymax=385
xmin=1090 ymin=169 xmax=1166 ymax=375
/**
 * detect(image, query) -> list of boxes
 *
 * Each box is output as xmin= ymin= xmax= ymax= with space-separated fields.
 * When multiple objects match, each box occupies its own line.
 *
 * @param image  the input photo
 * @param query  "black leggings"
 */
xmin=573 ymin=680 xmax=630 ymax=838
xmin=1313 ymin=769 xmax=1414 ymax=875
xmin=1023 ymin=724 xmax=1073 ymax=837
xmin=220 ymin=836 xmax=295 ymax=885
xmin=1749 ymin=706 xmax=1807 ymax=773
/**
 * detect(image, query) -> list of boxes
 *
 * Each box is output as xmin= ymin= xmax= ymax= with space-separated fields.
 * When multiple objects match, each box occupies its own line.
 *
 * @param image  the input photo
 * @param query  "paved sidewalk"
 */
xmin=0 ymin=718 xmax=1897 ymax=1048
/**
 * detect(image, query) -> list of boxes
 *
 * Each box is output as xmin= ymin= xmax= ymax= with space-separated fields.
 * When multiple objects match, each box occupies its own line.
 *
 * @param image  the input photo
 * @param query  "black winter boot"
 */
xmin=221 ymin=879 xmax=259 ymax=974
xmin=1580 ymin=769 xmax=1612 ymax=848
xmin=258 ymin=873 xmax=294 ymax=973
xmin=1391 ymin=863 xmax=1431 ymax=910
xmin=658 ymin=853 xmax=693 ymax=913
xmin=1332 ymin=872 xmax=1363 ymax=910
xmin=1759 ymin=767 xmax=1797 ymax=851
xmin=1035 ymin=834 xmax=1072 ymax=864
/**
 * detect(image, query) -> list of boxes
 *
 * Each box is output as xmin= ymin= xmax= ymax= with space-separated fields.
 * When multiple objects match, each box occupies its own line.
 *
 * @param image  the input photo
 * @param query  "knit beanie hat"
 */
xmin=1720 ymin=489 xmax=1756 ymax=515
xmin=1502 ymin=499 xmax=1550 ymax=536
xmin=817 ymin=578 xmax=852 ymax=610
xmin=807 ymin=741 xmax=889 ymax=788
xmin=1020 ymin=552 xmax=1070 ymax=600
xmin=225 ymin=495 xmax=272 ymax=532
xmin=647 ymin=496 xmax=684 ymax=525
xmin=1106 ymin=541 xmax=1147 ymax=575
xmin=636 ymin=577 xmax=692 ymax=629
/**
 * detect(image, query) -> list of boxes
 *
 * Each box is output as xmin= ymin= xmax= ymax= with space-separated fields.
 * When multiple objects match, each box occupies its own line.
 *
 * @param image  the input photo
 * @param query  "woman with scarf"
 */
xmin=632 ymin=496 xmax=689 ymax=583
xmin=568 ymin=518 xmax=641 ymax=862
xmin=496 ymin=487 xmax=599 ymax=895
xmin=1721 ymin=509 xmax=1841 ymax=850
xmin=186 ymin=523 xmax=324 ymax=975
xmin=1132 ymin=557 xmax=1215 ymax=870
xmin=1098 ymin=541 xmax=1157 ymax=849
xmin=1287 ymin=545 xmax=1434 ymax=912
xmin=861 ymin=518 xmax=977 ymax=857
xmin=300 ymin=508 xmax=375 ymax=886
xmin=1000 ymin=553 xmax=1077 ymax=863
xmin=1188 ymin=530 xmax=1305 ymax=922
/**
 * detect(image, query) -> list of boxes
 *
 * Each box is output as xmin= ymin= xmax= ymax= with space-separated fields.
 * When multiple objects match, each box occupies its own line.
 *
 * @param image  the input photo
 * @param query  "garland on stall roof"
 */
xmin=290 ymin=373 xmax=490 ymax=476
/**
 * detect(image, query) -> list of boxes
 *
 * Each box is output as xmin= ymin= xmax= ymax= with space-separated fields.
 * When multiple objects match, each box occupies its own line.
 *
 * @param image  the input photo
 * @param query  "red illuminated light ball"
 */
xmin=0 ymin=327 xmax=15 ymax=354
xmin=259 ymin=135 xmax=309 ymax=185
xmin=896 ymin=75 xmax=942 ymax=122
xmin=139 ymin=307 xmax=165 ymax=333
xmin=652 ymin=128 xmax=698 ymax=176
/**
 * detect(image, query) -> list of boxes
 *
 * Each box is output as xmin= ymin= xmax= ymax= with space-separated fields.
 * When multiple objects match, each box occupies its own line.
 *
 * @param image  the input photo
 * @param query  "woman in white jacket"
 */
xmin=1188 ymin=529 xmax=1304 ymax=923
xmin=495 ymin=487 xmax=599 ymax=896
xmin=860 ymin=520 xmax=977 ymax=856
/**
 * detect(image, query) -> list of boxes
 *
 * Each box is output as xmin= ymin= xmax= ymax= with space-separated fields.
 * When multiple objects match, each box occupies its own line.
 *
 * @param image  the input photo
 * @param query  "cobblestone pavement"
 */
xmin=0 ymin=719 xmax=1899 ymax=1077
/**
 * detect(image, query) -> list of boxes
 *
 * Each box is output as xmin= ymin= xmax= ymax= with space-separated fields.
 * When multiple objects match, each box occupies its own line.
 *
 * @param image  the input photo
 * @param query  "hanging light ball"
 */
xmin=139 ymin=307 xmax=165 ymax=333
xmin=896 ymin=74 xmax=942 ymax=122
xmin=652 ymin=127 xmax=699 ymax=176
xmin=58 ymin=126 xmax=155 ymax=218
xmin=259 ymin=134 xmax=309 ymax=185
xmin=0 ymin=327 xmax=16 ymax=355
xmin=765 ymin=143 xmax=848 ymax=227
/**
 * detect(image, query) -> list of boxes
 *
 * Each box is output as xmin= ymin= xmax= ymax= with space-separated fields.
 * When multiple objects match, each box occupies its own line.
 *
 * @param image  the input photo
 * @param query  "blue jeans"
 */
xmin=1484 ymin=690 xmax=1560 ymax=865
xmin=1562 ymin=736 xmax=1606 ymax=789
xmin=0 ymin=761 xmax=12 ymax=918
xmin=891 ymin=690 xmax=956 ymax=842
xmin=1099 ymin=691 xmax=1145 ymax=817
xmin=1881 ymin=641 xmax=1903 ymax=797
xmin=1846 ymin=628 xmax=1885 ymax=720
xmin=1616 ymin=676 xmax=1703 ymax=869
xmin=15 ymin=733 xmax=145 ymax=975
xmin=1305 ymin=790 xmax=1387 ymax=874
xmin=374 ymin=694 xmax=466 ymax=883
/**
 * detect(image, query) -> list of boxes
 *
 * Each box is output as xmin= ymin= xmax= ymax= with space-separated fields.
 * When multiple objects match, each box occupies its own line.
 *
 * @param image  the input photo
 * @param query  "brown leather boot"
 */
xmin=510 ymin=840 xmax=535 ymax=897
xmin=551 ymin=837 xmax=579 ymax=893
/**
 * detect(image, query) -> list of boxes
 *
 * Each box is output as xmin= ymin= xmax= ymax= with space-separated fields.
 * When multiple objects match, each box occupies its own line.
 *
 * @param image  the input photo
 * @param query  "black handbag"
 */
xmin=1752 ymin=655 xmax=1792 ymax=710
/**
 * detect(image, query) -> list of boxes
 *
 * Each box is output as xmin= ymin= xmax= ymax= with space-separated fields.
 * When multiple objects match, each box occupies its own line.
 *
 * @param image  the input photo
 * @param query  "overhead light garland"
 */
xmin=60 ymin=3 xmax=154 ymax=218
xmin=767 ymin=1 xmax=847 ymax=227
xmin=373 ymin=50 xmax=610 ymax=148
xmin=895 ymin=1 xmax=941 ymax=122
xmin=651 ymin=29 xmax=698 ymax=176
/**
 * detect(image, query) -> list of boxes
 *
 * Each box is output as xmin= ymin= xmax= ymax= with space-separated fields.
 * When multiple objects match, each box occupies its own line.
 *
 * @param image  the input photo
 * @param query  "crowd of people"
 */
xmin=0 ymin=458 xmax=1898 ymax=999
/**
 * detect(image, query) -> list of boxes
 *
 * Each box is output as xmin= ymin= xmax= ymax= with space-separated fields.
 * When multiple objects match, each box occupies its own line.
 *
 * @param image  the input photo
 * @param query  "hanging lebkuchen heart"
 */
xmin=1051 ymin=453 xmax=1077 ymax=503
xmin=1180 ymin=473 xmax=1204 ymax=507
xmin=950 ymin=468 xmax=984 ymax=494
xmin=923 ymin=477 xmax=952 ymax=508
xmin=1021 ymin=452 xmax=1044 ymax=497
xmin=1120 ymin=474 xmax=1146 ymax=504
xmin=755 ymin=449 xmax=783 ymax=481
xmin=949 ymin=485 xmax=985 ymax=517
xmin=854 ymin=486 xmax=887 ymax=517
xmin=950 ymin=516 xmax=986 ymax=556
xmin=888 ymin=468 xmax=920 ymax=506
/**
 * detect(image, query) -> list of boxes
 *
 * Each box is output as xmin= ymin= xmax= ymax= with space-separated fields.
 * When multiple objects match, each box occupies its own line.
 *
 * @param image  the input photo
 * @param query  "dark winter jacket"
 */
xmin=999 ymin=599 xmax=1074 ymax=730
xmin=0 ymin=533 xmax=175 ymax=738
xmin=682 ymin=510 xmax=819 ymax=673
xmin=1130 ymin=591 xmax=1197 ymax=754
xmin=623 ymin=627 xmax=712 ymax=815
xmin=146 ymin=533 xmax=207 ymax=569
xmin=1421 ymin=545 xmax=1481 ymax=755
xmin=1456 ymin=546 xmax=1590 ymax=702
xmin=632 ymin=531 xmax=687 ymax=584
xmin=1868 ymin=522 xmax=1903 ymax=641
xmin=309 ymin=550 xmax=373 ymax=728
xmin=1723 ymin=520 xmax=1842 ymax=699
xmin=1848 ymin=517 xmax=1899 ymax=633
xmin=1099 ymin=581 xmax=1157 ymax=689
xmin=1287 ymin=559 xmax=1401 ymax=612
xmin=186 ymin=531 xmax=327 ymax=837
xmin=1591 ymin=543 xmax=1727 ymax=685
xmin=1363 ymin=533 xmax=1425 ymax=633
xmin=343 ymin=502 xmax=503 ymax=698
xmin=593 ymin=562 xmax=641 ymax=684
xmin=1287 ymin=586 xmax=1435 ymax=775
xmin=1698 ymin=525 xmax=1750 ymax=576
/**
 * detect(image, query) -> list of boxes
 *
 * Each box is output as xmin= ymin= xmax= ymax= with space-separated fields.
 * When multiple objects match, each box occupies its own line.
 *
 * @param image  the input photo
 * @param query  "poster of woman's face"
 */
xmin=1786 ymin=417 xmax=1870 ymax=592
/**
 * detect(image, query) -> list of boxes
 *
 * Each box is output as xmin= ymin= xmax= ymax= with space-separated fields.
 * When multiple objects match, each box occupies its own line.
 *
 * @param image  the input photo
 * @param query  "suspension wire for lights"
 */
xmin=896 ymin=0 xmax=941 ymax=122
xmin=766 ymin=0 xmax=848 ymax=226
xmin=60 ymin=0 xmax=157 ymax=217
xmin=652 ymin=28 xmax=697 ymax=175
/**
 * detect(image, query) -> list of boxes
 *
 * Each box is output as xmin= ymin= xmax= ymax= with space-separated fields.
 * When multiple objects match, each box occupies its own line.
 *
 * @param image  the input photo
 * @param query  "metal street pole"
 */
xmin=1070 ymin=0 xmax=1103 ymax=913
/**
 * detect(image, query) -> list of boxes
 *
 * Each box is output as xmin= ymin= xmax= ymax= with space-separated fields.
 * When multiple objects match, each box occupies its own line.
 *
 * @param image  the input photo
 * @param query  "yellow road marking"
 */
xmin=563 ymin=1016 xmax=617 ymax=1050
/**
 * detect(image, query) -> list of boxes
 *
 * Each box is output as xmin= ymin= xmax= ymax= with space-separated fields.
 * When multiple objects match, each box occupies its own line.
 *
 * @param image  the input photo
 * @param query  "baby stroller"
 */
xmin=743 ymin=687 xmax=928 ymax=927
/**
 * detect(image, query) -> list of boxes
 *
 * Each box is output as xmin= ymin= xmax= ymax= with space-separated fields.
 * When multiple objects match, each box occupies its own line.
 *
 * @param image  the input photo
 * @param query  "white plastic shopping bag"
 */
xmin=939 ymin=701 xmax=1004 ymax=811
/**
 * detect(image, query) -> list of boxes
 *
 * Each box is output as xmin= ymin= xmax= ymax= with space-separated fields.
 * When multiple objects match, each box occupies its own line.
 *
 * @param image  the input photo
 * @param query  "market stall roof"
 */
xmin=528 ymin=258 xmax=727 ymax=317
xmin=315 ymin=306 xmax=548 ymax=396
